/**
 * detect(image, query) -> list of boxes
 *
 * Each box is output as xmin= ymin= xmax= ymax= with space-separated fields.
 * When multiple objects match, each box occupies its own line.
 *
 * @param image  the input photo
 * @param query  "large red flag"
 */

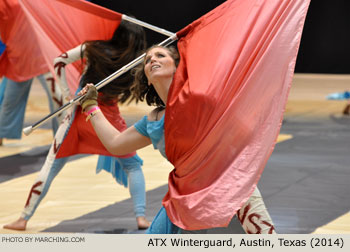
xmin=0 ymin=0 xmax=121 ymax=89
xmin=16 ymin=0 xmax=133 ymax=157
xmin=164 ymin=0 xmax=310 ymax=229
xmin=19 ymin=0 xmax=122 ymax=92
xmin=0 ymin=0 xmax=47 ymax=81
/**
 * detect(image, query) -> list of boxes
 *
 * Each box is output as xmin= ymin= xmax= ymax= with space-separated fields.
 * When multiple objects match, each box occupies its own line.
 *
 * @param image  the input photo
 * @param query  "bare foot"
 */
xmin=3 ymin=217 xmax=27 ymax=231
xmin=136 ymin=216 xmax=150 ymax=230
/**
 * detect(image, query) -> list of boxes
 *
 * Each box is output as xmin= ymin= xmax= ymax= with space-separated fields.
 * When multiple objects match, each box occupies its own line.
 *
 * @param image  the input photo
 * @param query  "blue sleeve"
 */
xmin=134 ymin=116 xmax=149 ymax=137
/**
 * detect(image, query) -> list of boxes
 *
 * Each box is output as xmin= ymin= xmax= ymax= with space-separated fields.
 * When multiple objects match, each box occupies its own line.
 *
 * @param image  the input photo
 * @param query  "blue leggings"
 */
xmin=0 ymin=76 xmax=58 ymax=139
xmin=146 ymin=207 xmax=181 ymax=234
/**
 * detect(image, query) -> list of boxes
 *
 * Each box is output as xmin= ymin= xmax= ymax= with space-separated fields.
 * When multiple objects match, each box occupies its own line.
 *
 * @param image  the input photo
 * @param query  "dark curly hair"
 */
xmin=80 ymin=19 xmax=146 ymax=105
xmin=131 ymin=45 xmax=180 ymax=107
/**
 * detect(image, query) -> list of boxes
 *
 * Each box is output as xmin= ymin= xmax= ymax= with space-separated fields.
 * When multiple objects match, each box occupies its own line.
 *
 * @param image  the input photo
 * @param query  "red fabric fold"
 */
xmin=57 ymin=104 xmax=135 ymax=159
xmin=15 ymin=0 xmax=129 ymax=157
xmin=2 ymin=0 xmax=121 ymax=89
xmin=0 ymin=0 xmax=47 ymax=81
xmin=164 ymin=0 xmax=310 ymax=230
xmin=19 ymin=0 xmax=121 ymax=92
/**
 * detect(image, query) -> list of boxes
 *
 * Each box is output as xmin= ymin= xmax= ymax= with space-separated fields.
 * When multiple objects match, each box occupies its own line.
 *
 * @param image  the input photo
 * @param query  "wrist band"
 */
xmin=85 ymin=106 xmax=99 ymax=116
xmin=81 ymin=99 xmax=98 ymax=112
xmin=85 ymin=106 xmax=100 ymax=122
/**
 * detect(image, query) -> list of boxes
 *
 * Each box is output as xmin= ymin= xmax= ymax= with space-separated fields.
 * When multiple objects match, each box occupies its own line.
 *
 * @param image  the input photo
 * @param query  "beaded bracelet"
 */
xmin=85 ymin=106 xmax=100 ymax=122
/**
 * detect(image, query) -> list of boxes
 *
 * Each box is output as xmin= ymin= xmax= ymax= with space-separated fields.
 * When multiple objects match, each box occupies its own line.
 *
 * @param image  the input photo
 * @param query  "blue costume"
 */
xmin=134 ymin=115 xmax=181 ymax=234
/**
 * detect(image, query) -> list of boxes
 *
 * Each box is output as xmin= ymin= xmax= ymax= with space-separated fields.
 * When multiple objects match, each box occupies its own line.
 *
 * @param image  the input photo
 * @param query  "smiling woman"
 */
xmin=77 ymin=45 xmax=276 ymax=234
xmin=131 ymin=46 xmax=180 ymax=108
xmin=143 ymin=47 xmax=177 ymax=104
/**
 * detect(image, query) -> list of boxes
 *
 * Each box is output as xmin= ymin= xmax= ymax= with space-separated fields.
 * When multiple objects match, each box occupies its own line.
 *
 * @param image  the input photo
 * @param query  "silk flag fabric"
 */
xmin=164 ymin=0 xmax=310 ymax=230
xmin=56 ymin=104 xmax=135 ymax=159
xmin=14 ymin=0 xmax=121 ymax=91
xmin=17 ymin=0 xmax=131 ymax=157
xmin=0 ymin=0 xmax=48 ymax=81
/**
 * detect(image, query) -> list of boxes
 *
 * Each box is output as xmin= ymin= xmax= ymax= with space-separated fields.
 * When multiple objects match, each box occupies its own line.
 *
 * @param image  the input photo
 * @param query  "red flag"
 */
xmin=15 ymin=0 xmax=132 ymax=158
xmin=0 ymin=0 xmax=47 ymax=81
xmin=164 ymin=0 xmax=310 ymax=229
xmin=0 ymin=0 xmax=121 ymax=90
xmin=19 ymin=0 xmax=121 ymax=92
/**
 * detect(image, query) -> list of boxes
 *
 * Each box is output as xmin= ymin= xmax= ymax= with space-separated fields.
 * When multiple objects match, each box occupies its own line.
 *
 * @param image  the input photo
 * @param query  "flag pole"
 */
xmin=122 ymin=14 xmax=175 ymax=37
xmin=23 ymin=34 xmax=178 ymax=136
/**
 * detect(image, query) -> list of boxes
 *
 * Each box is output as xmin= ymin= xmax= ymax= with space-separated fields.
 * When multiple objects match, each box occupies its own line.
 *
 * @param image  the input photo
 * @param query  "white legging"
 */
xmin=21 ymin=107 xmax=146 ymax=221
xmin=237 ymin=187 xmax=276 ymax=234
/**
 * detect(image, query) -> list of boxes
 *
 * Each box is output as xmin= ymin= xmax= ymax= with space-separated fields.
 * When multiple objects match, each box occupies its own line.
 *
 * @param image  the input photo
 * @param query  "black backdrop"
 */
xmin=92 ymin=0 xmax=350 ymax=74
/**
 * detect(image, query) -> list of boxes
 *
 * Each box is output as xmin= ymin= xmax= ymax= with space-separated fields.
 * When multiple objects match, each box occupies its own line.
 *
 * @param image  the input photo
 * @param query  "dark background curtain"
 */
xmin=92 ymin=0 xmax=350 ymax=74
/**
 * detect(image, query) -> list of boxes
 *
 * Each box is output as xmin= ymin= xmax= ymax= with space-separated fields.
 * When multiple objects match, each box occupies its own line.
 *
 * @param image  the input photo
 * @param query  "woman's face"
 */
xmin=144 ymin=47 xmax=176 ymax=84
